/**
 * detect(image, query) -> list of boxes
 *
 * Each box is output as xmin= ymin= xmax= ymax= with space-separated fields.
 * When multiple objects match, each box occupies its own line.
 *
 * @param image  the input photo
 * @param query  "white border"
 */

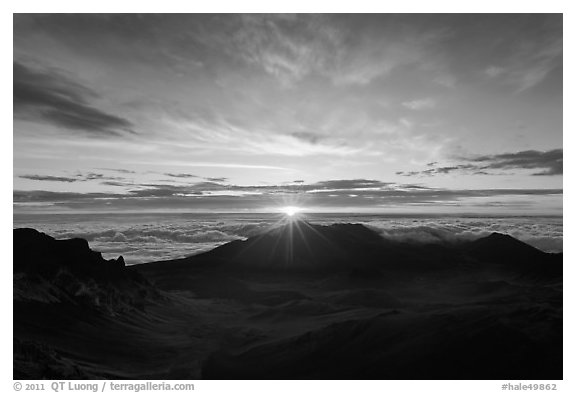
xmin=4 ymin=2 xmax=573 ymax=392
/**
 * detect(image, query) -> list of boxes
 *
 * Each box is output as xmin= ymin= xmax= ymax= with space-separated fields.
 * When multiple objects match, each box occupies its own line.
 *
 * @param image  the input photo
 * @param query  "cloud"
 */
xmin=157 ymin=161 xmax=290 ymax=171
xmin=205 ymin=177 xmax=228 ymax=182
xmin=14 ymin=14 xmax=440 ymax=88
xmin=83 ymin=172 xmax=112 ymax=180
xmin=13 ymin=175 xmax=562 ymax=214
xmin=513 ymin=39 xmax=562 ymax=92
xmin=301 ymin=179 xmax=393 ymax=192
xmin=101 ymin=180 xmax=134 ymax=187
xmin=227 ymin=14 xmax=342 ymax=86
xmin=14 ymin=190 xmax=120 ymax=203
xmin=13 ymin=61 xmax=134 ymax=136
xmin=15 ymin=14 xmax=560 ymax=94
xmin=480 ymin=16 xmax=562 ymax=92
xmin=252 ymin=132 xmax=361 ymax=157
xmin=15 ymin=178 xmax=562 ymax=204
xmin=19 ymin=172 xmax=127 ymax=183
xmin=198 ymin=14 xmax=452 ymax=87
xmin=164 ymin=173 xmax=199 ymax=178
xmin=470 ymin=149 xmax=563 ymax=175
xmin=398 ymin=149 xmax=562 ymax=177
xmin=171 ymin=116 xmax=363 ymax=157
xmin=97 ymin=168 xmax=137 ymax=174
xmin=162 ymin=173 xmax=228 ymax=183
xmin=290 ymin=131 xmax=323 ymax=144
xmin=19 ymin=175 xmax=79 ymax=183
xmin=402 ymin=98 xmax=436 ymax=110
xmin=16 ymin=214 xmax=561 ymax=265
xmin=432 ymin=74 xmax=457 ymax=88
xmin=364 ymin=218 xmax=562 ymax=252
xmin=397 ymin=165 xmax=483 ymax=177
xmin=17 ymin=219 xmax=272 ymax=264
xmin=485 ymin=66 xmax=506 ymax=78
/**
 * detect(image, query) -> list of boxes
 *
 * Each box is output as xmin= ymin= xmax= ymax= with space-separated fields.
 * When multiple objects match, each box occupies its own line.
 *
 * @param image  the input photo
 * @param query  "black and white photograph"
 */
xmin=11 ymin=9 xmax=566 ymax=386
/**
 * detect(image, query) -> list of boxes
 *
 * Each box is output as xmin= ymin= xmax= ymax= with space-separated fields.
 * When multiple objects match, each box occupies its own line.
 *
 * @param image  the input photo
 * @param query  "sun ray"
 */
xmin=300 ymin=220 xmax=337 ymax=249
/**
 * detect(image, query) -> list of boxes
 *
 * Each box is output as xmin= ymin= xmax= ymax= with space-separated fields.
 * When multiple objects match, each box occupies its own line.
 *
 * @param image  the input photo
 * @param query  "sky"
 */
xmin=13 ymin=14 xmax=563 ymax=214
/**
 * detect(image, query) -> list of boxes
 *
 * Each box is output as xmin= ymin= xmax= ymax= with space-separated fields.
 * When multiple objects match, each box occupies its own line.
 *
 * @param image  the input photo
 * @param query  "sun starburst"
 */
xmin=280 ymin=206 xmax=302 ymax=217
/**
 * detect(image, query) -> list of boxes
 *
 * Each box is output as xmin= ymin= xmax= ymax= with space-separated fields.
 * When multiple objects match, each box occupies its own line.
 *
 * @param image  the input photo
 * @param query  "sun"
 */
xmin=281 ymin=206 xmax=302 ymax=217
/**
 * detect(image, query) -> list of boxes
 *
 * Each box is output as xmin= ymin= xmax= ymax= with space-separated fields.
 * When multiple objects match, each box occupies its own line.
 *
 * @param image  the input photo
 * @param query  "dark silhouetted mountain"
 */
xmin=13 ymin=229 xmax=190 ymax=380
xmin=13 ymin=228 xmax=160 ymax=310
xmin=138 ymin=221 xmax=561 ymax=279
xmin=202 ymin=221 xmax=389 ymax=270
xmin=14 ymin=228 xmax=126 ymax=279
xmin=465 ymin=232 xmax=548 ymax=262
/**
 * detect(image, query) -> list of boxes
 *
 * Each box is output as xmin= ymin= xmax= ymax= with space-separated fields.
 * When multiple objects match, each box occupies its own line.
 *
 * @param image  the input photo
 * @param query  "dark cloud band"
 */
xmin=398 ymin=149 xmax=562 ymax=177
xmin=13 ymin=176 xmax=562 ymax=212
xmin=13 ymin=62 xmax=133 ymax=136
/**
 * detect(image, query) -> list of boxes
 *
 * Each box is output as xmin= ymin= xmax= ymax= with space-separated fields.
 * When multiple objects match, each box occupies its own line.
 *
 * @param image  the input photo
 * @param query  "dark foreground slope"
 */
xmin=13 ymin=229 xmax=208 ymax=379
xmin=14 ymin=222 xmax=563 ymax=379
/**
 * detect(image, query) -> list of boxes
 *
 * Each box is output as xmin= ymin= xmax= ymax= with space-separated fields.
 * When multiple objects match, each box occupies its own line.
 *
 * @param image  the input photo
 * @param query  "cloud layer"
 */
xmin=13 ymin=176 xmax=562 ymax=214
xmin=13 ymin=214 xmax=562 ymax=264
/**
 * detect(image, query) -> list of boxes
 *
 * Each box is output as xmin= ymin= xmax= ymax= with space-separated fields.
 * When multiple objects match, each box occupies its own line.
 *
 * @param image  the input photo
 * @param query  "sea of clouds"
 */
xmin=13 ymin=213 xmax=562 ymax=264
xmin=363 ymin=217 xmax=563 ymax=253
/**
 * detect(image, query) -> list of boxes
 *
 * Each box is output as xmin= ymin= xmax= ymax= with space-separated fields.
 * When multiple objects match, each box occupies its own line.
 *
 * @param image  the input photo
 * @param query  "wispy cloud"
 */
xmin=13 ymin=61 xmax=134 ymax=136
xmin=433 ymin=74 xmax=457 ymax=88
xmin=482 ymin=20 xmax=562 ymax=92
xmin=300 ymin=179 xmax=393 ymax=192
xmin=14 ymin=14 xmax=450 ymax=88
xmin=101 ymin=180 xmax=134 ymax=187
xmin=163 ymin=173 xmax=228 ymax=183
xmin=208 ymin=14 xmax=453 ymax=87
xmin=97 ymin=168 xmax=137 ymax=174
xmin=146 ymin=161 xmax=291 ymax=171
xmin=484 ymin=66 xmax=505 ymax=78
xmin=513 ymin=39 xmax=562 ymax=92
xmin=402 ymin=98 xmax=436 ymax=110
xmin=227 ymin=14 xmax=341 ymax=86
xmin=170 ymin=116 xmax=363 ymax=157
